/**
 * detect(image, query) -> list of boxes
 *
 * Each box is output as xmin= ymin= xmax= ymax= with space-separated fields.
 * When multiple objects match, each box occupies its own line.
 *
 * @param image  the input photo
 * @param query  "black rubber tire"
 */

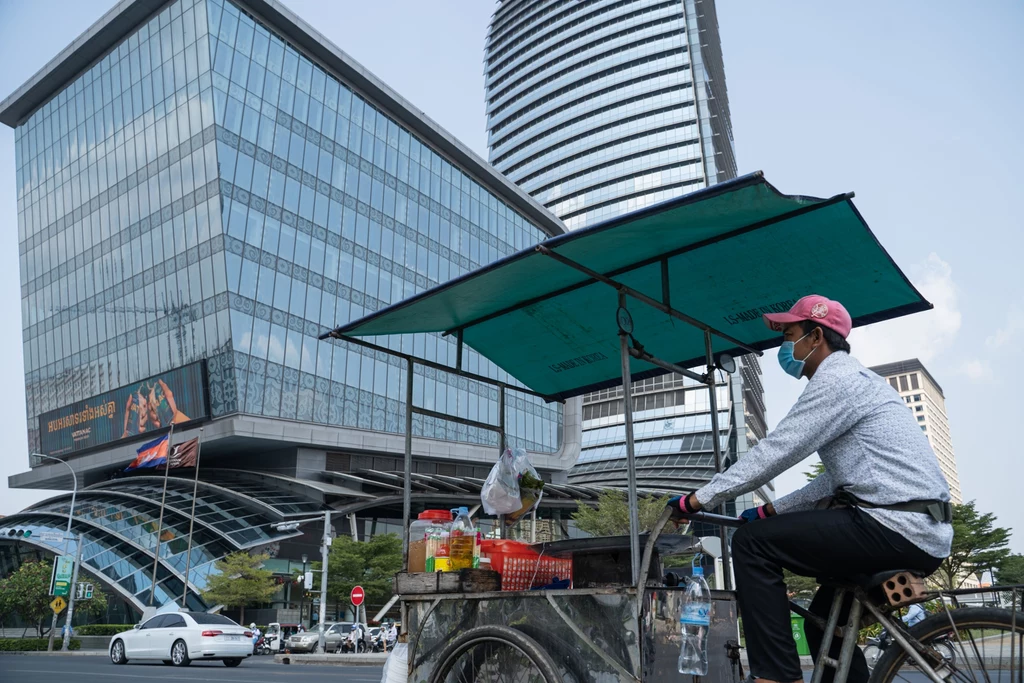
xmin=311 ymin=642 xmax=320 ymax=654
xmin=223 ymin=658 xmax=243 ymax=667
xmin=109 ymin=639 xmax=128 ymax=665
xmin=869 ymin=607 xmax=1024 ymax=683
xmin=170 ymin=639 xmax=191 ymax=667
xmin=429 ymin=625 xmax=561 ymax=683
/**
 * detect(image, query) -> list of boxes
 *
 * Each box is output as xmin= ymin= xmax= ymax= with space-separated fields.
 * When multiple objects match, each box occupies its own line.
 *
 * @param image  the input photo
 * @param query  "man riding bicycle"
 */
xmin=669 ymin=295 xmax=952 ymax=683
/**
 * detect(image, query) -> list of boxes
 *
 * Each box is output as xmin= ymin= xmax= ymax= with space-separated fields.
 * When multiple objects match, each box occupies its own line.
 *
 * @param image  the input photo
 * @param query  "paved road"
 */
xmin=0 ymin=654 xmax=384 ymax=683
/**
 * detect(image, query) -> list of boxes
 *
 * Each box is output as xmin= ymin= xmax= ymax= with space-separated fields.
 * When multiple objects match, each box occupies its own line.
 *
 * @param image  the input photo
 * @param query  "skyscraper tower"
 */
xmin=484 ymin=0 xmax=768 ymax=509
xmin=484 ymin=0 xmax=738 ymax=230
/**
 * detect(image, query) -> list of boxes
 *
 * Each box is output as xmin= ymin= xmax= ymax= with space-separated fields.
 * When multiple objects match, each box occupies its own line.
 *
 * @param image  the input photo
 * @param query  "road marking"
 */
xmin=1 ymin=664 xmax=384 ymax=682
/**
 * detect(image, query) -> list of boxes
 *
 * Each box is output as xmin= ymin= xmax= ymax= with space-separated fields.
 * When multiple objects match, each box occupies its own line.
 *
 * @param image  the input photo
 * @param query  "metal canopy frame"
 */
xmin=332 ymin=239 xmax=757 ymax=587
xmin=525 ymin=246 xmax=752 ymax=587
xmin=334 ymin=334 xmax=548 ymax=564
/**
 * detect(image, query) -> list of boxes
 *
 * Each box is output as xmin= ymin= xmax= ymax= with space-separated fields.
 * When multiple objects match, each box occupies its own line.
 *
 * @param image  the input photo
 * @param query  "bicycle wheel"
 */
xmin=870 ymin=607 xmax=1024 ymax=683
xmin=429 ymin=625 xmax=561 ymax=683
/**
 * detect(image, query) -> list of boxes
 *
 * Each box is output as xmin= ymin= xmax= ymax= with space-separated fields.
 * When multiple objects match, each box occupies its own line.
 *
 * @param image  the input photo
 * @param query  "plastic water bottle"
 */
xmin=449 ymin=507 xmax=477 ymax=570
xmin=678 ymin=565 xmax=711 ymax=675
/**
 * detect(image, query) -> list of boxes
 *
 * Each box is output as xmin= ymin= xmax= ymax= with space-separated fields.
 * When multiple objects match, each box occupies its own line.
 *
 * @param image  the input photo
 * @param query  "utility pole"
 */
xmin=317 ymin=510 xmax=331 ymax=652
xmin=299 ymin=554 xmax=308 ymax=628
xmin=61 ymin=535 xmax=83 ymax=651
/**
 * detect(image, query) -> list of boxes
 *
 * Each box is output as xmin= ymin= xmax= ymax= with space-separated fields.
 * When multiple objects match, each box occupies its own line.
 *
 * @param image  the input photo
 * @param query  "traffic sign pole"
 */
xmin=61 ymin=535 xmax=83 ymax=652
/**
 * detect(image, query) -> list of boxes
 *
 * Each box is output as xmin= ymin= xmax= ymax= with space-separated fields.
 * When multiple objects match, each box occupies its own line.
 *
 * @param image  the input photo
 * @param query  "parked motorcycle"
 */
xmin=254 ymin=635 xmax=272 ymax=655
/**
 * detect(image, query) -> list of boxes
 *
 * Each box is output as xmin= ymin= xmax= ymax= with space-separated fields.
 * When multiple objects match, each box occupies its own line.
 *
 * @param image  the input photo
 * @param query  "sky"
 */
xmin=0 ymin=1 xmax=1021 ymax=549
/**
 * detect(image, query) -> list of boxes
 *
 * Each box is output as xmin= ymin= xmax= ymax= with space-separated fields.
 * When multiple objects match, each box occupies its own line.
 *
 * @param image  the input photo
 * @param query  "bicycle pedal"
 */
xmin=882 ymin=572 xmax=927 ymax=608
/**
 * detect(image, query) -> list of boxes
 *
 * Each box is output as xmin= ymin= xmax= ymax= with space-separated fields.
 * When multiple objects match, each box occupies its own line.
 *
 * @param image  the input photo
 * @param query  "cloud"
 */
xmin=848 ymin=253 xmax=961 ymax=367
xmin=986 ymin=309 xmax=1024 ymax=350
xmin=959 ymin=359 xmax=994 ymax=383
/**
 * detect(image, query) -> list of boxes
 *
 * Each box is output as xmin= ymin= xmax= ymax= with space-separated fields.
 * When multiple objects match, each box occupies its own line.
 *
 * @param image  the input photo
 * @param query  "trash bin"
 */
xmin=791 ymin=615 xmax=811 ymax=656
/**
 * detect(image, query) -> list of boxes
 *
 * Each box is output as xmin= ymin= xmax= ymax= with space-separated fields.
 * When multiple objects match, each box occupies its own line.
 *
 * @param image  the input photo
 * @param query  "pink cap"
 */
xmin=762 ymin=295 xmax=852 ymax=339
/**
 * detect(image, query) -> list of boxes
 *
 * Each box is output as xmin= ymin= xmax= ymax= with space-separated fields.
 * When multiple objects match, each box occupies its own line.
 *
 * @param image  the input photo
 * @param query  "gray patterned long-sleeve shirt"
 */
xmin=694 ymin=351 xmax=953 ymax=559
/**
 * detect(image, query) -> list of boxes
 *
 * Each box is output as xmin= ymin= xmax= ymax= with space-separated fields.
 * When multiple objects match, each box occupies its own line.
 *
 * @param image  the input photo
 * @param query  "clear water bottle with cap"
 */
xmin=678 ymin=557 xmax=711 ymax=675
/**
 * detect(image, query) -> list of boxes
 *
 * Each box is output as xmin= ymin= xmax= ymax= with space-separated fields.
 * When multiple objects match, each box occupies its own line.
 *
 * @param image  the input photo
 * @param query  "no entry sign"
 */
xmin=351 ymin=585 xmax=365 ymax=606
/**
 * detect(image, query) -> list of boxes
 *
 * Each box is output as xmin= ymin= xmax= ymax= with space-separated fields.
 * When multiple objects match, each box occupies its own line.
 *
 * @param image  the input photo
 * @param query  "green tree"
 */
xmin=805 ymin=461 xmax=825 ymax=481
xmin=0 ymin=575 xmax=14 ymax=633
xmin=572 ymin=490 xmax=673 ymax=537
xmin=3 ymin=559 xmax=55 ymax=636
xmin=995 ymin=554 xmax=1024 ymax=607
xmin=72 ymin=578 xmax=109 ymax=623
xmin=996 ymin=554 xmax=1024 ymax=585
xmin=934 ymin=501 xmax=1012 ymax=590
xmin=201 ymin=552 xmax=278 ymax=624
xmin=315 ymin=534 xmax=402 ymax=616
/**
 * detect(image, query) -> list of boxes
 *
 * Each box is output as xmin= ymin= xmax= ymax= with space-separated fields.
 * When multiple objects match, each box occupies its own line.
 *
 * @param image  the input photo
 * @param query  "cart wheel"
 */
xmin=429 ymin=625 xmax=561 ymax=683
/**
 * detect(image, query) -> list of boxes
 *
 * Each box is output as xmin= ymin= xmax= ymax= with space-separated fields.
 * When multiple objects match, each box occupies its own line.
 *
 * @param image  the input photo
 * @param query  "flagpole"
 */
xmin=148 ymin=422 xmax=175 ymax=607
xmin=180 ymin=427 xmax=204 ymax=608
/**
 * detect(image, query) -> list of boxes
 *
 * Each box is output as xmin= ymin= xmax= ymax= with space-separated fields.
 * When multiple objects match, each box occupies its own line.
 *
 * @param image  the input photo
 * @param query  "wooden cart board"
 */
xmin=395 ymin=568 xmax=501 ymax=594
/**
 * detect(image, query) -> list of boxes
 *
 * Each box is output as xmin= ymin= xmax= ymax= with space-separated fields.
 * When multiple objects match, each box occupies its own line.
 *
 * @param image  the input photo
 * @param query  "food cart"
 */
xmin=320 ymin=172 xmax=931 ymax=683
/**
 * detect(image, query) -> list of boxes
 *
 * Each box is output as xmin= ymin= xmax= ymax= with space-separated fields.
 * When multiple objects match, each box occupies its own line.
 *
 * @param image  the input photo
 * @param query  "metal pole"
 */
xmin=33 ymin=454 xmax=76 ymax=652
xmin=180 ymin=428 xmax=203 ymax=608
xmin=498 ymin=387 xmax=507 ymax=539
xmin=60 ymin=534 xmax=83 ymax=651
xmin=148 ymin=423 xmax=175 ymax=606
xmin=317 ymin=510 xmax=330 ymax=652
xmin=402 ymin=358 xmax=414 ymax=567
xmin=618 ymin=295 xmax=641 ymax=586
xmin=703 ymin=330 xmax=733 ymax=590
xmin=300 ymin=555 xmax=307 ymax=628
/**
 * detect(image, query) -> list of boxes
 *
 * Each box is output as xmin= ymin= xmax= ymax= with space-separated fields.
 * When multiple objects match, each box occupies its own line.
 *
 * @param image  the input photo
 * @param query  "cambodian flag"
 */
xmin=125 ymin=434 xmax=170 ymax=471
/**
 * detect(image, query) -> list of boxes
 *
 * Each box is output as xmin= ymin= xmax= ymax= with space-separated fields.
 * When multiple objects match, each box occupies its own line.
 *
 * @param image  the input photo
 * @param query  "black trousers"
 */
xmin=730 ymin=507 xmax=942 ymax=683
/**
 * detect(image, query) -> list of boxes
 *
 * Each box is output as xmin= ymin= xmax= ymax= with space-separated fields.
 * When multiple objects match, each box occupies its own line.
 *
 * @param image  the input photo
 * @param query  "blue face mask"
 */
xmin=777 ymin=332 xmax=815 ymax=379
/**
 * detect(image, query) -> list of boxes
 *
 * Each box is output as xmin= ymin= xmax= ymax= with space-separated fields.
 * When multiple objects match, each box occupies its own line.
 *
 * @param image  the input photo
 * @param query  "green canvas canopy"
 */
xmin=324 ymin=172 xmax=929 ymax=402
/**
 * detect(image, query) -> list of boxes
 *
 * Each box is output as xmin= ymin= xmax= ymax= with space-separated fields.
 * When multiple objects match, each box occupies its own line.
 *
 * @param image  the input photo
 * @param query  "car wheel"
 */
xmin=311 ymin=642 xmax=319 ymax=654
xmin=223 ymin=658 xmax=243 ymax=667
xmin=110 ymin=639 xmax=128 ymax=665
xmin=170 ymin=639 xmax=191 ymax=667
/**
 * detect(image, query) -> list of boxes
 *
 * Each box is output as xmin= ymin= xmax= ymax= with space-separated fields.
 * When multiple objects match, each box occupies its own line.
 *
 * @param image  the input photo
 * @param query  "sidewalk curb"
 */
xmin=275 ymin=652 xmax=388 ymax=666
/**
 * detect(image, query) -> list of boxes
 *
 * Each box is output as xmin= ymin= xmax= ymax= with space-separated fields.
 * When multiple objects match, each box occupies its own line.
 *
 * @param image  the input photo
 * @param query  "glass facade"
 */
xmin=14 ymin=0 xmax=564 ymax=461
xmin=485 ymin=0 xmax=737 ymax=230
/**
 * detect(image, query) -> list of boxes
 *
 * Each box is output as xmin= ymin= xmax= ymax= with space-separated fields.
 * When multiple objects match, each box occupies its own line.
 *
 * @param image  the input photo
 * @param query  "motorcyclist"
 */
xmin=250 ymin=623 xmax=261 ymax=653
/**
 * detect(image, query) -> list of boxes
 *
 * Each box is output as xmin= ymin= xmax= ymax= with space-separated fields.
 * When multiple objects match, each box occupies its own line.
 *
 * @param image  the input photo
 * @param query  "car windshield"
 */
xmin=187 ymin=613 xmax=239 ymax=626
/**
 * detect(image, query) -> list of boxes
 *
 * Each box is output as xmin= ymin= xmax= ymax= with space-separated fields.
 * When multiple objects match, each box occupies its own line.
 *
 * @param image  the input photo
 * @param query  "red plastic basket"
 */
xmin=481 ymin=539 xmax=572 ymax=591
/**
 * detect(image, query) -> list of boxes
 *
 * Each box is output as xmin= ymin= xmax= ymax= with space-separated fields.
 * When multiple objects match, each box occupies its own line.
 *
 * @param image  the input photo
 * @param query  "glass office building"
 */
xmin=1 ymin=0 xmax=579 ymax=617
xmin=484 ymin=0 xmax=768 ymax=508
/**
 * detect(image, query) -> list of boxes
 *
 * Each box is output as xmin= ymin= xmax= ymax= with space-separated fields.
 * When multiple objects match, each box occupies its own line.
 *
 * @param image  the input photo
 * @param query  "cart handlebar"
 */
xmin=679 ymin=511 xmax=746 ymax=529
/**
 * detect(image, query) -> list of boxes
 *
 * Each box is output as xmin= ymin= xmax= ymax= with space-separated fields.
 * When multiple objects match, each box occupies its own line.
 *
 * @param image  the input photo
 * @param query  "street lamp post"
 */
xmin=31 ymin=453 xmax=78 ymax=653
xmin=300 ymin=554 xmax=308 ymax=628
xmin=318 ymin=510 xmax=330 ymax=652
xmin=272 ymin=512 xmax=334 ymax=653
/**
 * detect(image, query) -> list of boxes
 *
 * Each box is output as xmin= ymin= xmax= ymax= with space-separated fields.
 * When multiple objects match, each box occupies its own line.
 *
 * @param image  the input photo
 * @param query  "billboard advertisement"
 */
xmin=38 ymin=362 xmax=209 ymax=457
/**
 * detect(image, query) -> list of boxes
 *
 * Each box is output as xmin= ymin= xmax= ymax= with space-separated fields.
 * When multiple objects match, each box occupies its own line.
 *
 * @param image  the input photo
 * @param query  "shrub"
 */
xmin=75 ymin=624 xmax=134 ymax=636
xmin=0 ymin=638 xmax=81 ymax=651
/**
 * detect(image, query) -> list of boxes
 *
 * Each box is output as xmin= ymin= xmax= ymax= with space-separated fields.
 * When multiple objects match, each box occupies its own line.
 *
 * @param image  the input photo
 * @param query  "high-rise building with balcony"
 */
xmin=484 ymin=0 xmax=766 ymax=509
xmin=1 ymin=0 xmax=579 ymax=621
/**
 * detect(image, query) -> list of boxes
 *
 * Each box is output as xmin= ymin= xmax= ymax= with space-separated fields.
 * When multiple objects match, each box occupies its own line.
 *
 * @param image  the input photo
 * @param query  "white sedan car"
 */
xmin=109 ymin=611 xmax=253 ymax=667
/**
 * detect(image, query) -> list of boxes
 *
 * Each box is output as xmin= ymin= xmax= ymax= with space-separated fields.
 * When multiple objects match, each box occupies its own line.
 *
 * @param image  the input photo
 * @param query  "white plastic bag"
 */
xmin=380 ymin=642 xmax=408 ymax=683
xmin=506 ymin=448 xmax=544 ymax=525
xmin=481 ymin=448 xmax=521 ymax=515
